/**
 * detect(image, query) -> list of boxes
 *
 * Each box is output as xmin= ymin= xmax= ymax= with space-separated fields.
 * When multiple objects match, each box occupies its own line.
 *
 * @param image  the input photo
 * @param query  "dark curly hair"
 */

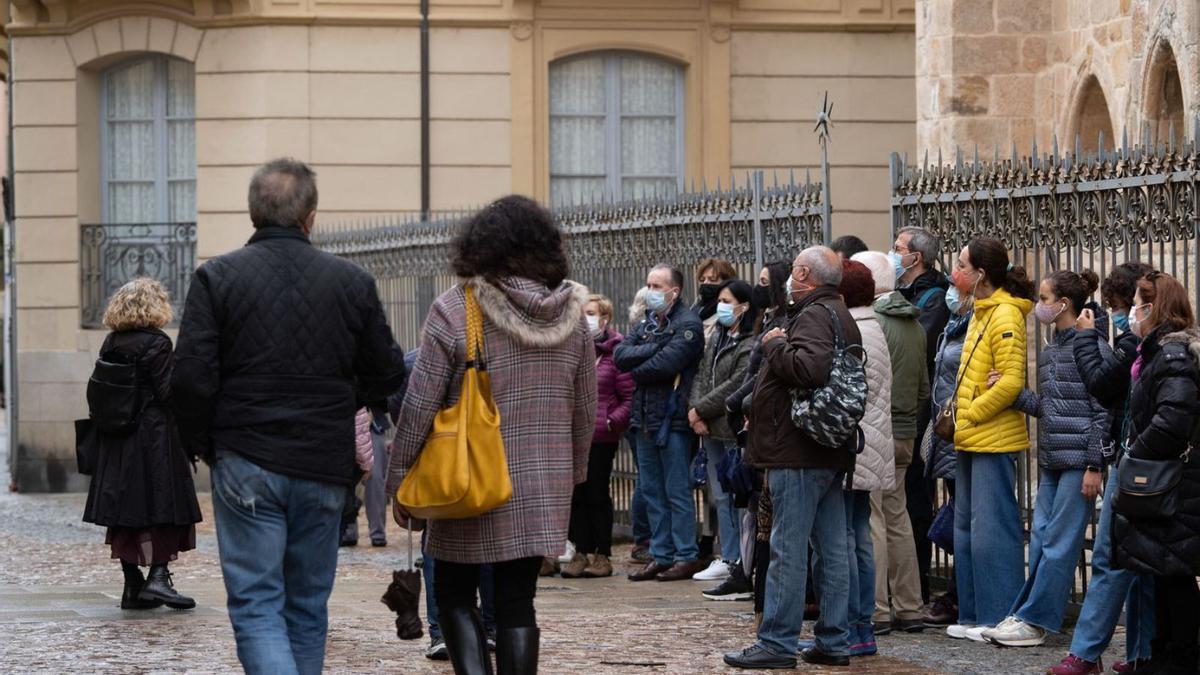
xmin=450 ymin=195 xmax=569 ymax=287
xmin=1046 ymin=269 xmax=1100 ymax=315
xmin=838 ymin=260 xmax=876 ymax=308
xmin=1101 ymin=261 xmax=1155 ymax=312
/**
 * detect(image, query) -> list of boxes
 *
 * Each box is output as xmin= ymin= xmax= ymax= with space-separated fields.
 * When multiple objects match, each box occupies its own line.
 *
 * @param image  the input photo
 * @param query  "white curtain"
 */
xmin=549 ymin=52 xmax=681 ymax=206
xmin=105 ymin=56 xmax=196 ymax=224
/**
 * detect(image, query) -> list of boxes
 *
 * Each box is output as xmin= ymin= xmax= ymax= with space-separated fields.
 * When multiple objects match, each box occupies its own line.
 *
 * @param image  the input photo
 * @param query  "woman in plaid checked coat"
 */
xmin=387 ymin=195 xmax=598 ymax=675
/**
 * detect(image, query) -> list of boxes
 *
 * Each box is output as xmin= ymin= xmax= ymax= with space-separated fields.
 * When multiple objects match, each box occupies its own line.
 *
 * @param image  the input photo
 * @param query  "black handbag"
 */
xmin=928 ymin=498 xmax=955 ymax=552
xmin=75 ymin=418 xmax=98 ymax=475
xmin=1113 ymin=450 xmax=1188 ymax=520
xmin=87 ymin=336 xmax=154 ymax=435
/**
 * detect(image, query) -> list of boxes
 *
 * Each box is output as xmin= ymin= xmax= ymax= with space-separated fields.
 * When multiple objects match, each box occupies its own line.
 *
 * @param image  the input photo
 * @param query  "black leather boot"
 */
xmin=120 ymin=563 xmax=162 ymax=610
xmin=441 ymin=606 xmax=494 ymax=675
xmin=138 ymin=564 xmax=196 ymax=610
xmin=496 ymin=627 xmax=539 ymax=675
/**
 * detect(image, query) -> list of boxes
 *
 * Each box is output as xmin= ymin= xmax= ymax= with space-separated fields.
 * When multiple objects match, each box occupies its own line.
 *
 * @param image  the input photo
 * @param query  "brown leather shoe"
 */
xmin=560 ymin=553 xmax=588 ymax=579
xmin=655 ymin=559 xmax=707 ymax=582
xmin=582 ymin=554 xmax=613 ymax=578
xmin=627 ymin=561 xmax=669 ymax=582
xmin=538 ymin=557 xmax=558 ymax=577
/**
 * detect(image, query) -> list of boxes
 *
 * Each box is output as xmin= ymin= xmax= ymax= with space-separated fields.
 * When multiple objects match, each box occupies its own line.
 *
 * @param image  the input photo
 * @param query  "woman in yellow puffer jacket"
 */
xmin=944 ymin=236 xmax=1035 ymax=642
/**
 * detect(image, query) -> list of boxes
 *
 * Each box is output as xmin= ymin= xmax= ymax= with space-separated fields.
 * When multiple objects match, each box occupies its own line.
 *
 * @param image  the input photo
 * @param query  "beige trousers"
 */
xmin=870 ymin=438 xmax=923 ymax=622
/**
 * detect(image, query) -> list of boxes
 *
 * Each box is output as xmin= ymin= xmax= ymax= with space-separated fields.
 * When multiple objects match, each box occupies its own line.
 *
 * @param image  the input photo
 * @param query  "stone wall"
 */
xmin=916 ymin=0 xmax=1200 ymax=160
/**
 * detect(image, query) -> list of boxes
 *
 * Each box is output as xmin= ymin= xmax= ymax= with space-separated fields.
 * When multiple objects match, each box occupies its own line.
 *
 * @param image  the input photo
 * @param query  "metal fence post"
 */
xmin=752 ymin=170 xmax=764 ymax=273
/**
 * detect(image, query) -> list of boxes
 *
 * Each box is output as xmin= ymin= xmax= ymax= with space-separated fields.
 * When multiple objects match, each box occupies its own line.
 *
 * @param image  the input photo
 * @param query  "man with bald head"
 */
xmin=173 ymin=158 xmax=407 ymax=674
xmin=725 ymin=245 xmax=861 ymax=670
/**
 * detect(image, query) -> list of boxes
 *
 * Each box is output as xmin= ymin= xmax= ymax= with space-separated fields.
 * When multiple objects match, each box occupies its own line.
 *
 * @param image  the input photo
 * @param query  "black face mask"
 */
xmin=751 ymin=284 xmax=772 ymax=310
xmin=698 ymin=283 xmax=721 ymax=303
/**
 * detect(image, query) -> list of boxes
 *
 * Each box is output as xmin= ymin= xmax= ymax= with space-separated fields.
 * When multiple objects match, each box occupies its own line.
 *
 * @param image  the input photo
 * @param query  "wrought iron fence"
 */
xmin=316 ymin=171 xmax=826 ymax=531
xmin=80 ymin=223 xmax=198 ymax=329
xmin=889 ymin=121 xmax=1200 ymax=605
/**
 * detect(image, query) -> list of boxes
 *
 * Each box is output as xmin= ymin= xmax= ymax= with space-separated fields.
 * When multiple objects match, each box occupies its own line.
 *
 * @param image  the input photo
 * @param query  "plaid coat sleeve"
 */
xmin=572 ymin=327 xmax=599 ymax=485
xmin=386 ymin=292 xmax=458 ymax=496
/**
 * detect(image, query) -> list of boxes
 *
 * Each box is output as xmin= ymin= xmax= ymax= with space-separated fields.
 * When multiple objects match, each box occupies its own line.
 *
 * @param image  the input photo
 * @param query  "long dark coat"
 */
xmin=1113 ymin=325 xmax=1200 ymax=577
xmin=83 ymin=329 xmax=202 ymax=529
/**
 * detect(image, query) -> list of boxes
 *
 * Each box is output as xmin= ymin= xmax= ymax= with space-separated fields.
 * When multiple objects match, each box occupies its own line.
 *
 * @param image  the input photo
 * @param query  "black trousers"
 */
xmin=907 ymin=414 xmax=935 ymax=603
xmin=568 ymin=442 xmax=618 ymax=556
xmin=1154 ymin=574 xmax=1200 ymax=649
xmin=435 ymin=557 xmax=542 ymax=631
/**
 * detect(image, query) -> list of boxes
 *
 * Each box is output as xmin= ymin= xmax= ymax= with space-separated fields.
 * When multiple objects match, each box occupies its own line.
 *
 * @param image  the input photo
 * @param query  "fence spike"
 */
xmin=992 ymin=142 xmax=999 ymax=165
xmin=955 ymin=147 xmax=963 ymax=171
xmin=1122 ymin=126 xmax=1130 ymax=157
xmin=1169 ymin=119 xmax=1176 ymax=154
xmin=1011 ymin=142 xmax=1019 ymax=166
xmin=1143 ymin=121 xmax=1153 ymax=151
xmin=789 ymin=168 xmax=796 ymax=187
xmin=1051 ymin=134 xmax=1059 ymax=165
xmin=716 ymin=176 xmax=723 ymax=193
xmin=937 ymin=147 xmax=943 ymax=169
xmin=1194 ymin=115 xmax=1200 ymax=149
xmin=1074 ymin=133 xmax=1082 ymax=164
xmin=1098 ymin=129 xmax=1106 ymax=158
xmin=773 ymin=170 xmax=779 ymax=188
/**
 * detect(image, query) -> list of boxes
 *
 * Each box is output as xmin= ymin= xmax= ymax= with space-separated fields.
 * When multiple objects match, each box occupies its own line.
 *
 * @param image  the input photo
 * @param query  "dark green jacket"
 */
xmin=874 ymin=291 xmax=929 ymax=439
xmin=689 ymin=326 xmax=753 ymax=442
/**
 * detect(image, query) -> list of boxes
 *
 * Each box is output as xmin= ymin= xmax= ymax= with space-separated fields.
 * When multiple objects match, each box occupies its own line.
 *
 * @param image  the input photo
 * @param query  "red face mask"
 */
xmin=951 ymin=267 xmax=980 ymax=295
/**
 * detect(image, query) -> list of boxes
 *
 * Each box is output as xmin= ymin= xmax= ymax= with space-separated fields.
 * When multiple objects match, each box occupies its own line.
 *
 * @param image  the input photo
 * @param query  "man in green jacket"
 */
xmin=853 ymin=251 xmax=930 ymax=635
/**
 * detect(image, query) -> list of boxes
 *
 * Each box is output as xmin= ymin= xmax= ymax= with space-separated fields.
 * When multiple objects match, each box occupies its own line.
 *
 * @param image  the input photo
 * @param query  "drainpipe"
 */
xmin=5 ymin=33 xmax=17 ymax=490
xmin=420 ymin=0 xmax=430 ymax=221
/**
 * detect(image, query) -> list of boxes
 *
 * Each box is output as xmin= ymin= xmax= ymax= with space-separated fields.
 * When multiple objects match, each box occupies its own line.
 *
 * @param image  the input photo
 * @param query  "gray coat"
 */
xmin=1015 ymin=326 xmax=1111 ymax=471
xmin=689 ymin=326 xmax=753 ymax=442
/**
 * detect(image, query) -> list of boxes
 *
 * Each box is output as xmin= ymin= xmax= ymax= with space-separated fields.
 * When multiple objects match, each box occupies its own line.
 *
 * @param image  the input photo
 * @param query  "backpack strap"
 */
xmin=916 ymin=286 xmax=942 ymax=310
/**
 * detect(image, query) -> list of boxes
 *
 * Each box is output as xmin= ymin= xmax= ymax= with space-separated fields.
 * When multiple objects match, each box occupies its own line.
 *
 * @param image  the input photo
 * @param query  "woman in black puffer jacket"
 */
xmin=1113 ymin=272 xmax=1200 ymax=675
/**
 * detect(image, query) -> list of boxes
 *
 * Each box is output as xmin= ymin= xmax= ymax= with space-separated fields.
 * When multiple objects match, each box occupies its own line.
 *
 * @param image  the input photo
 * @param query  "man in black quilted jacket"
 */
xmin=172 ymin=158 xmax=406 ymax=675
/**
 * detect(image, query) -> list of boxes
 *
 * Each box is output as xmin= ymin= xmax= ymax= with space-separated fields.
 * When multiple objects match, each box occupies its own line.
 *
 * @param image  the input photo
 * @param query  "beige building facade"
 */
xmin=7 ymin=0 xmax=916 ymax=491
xmin=916 ymin=0 xmax=1200 ymax=159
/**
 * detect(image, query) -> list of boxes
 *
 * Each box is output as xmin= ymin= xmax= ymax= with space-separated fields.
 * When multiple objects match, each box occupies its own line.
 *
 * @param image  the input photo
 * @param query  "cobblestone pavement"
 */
xmin=0 ymin=460 xmax=1129 ymax=673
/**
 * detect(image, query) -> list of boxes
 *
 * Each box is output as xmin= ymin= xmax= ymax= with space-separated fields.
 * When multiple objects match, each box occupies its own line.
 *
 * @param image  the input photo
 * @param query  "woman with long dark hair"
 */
xmin=943 ymin=237 xmax=1034 ymax=642
xmin=388 ymin=196 xmax=598 ymax=674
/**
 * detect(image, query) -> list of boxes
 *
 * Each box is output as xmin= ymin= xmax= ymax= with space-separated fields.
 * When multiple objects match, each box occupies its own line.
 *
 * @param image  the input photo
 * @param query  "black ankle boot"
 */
xmin=120 ymin=563 xmax=162 ymax=610
xmin=138 ymin=564 xmax=196 ymax=610
xmin=441 ymin=607 xmax=494 ymax=675
xmin=496 ymin=627 xmax=539 ymax=675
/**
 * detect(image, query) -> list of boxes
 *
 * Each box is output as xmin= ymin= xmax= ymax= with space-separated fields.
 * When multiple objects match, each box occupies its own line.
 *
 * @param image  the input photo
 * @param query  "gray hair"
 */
xmin=248 ymin=158 xmax=318 ymax=229
xmin=798 ymin=246 xmax=843 ymax=286
xmin=898 ymin=226 xmax=940 ymax=269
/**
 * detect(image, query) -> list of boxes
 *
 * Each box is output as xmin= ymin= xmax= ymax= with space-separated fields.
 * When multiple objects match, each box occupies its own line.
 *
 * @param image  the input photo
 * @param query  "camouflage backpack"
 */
xmin=789 ymin=302 xmax=868 ymax=453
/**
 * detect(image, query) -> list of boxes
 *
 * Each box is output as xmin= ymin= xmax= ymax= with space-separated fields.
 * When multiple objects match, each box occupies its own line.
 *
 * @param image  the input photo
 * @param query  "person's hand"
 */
xmin=986 ymin=369 xmax=1001 ymax=388
xmin=688 ymin=408 xmax=701 ymax=426
xmin=1082 ymin=470 xmax=1103 ymax=500
xmin=1076 ymin=308 xmax=1095 ymax=331
xmin=392 ymin=500 xmax=424 ymax=531
xmin=361 ymin=471 xmax=371 ymax=483
xmin=762 ymin=327 xmax=786 ymax=345
xmin=693 ymin=419 xmax=709 ymax=436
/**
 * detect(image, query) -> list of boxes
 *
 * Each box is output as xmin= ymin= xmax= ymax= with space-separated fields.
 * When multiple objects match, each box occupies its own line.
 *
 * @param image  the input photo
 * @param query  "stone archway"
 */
xmin=1071 ymin=75 xmax=1116 ymax=155
xmin=1144 ymin=39 xmax=1186 ymax=145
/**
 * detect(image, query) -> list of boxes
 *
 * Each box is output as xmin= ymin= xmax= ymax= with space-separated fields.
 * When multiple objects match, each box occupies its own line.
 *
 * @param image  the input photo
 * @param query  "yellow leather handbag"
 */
xmin=397 ymin=284 xmax=511 ymax=519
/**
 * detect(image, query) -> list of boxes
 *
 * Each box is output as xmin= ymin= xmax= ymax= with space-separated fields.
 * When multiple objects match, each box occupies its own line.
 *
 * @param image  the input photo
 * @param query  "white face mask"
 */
xmin=1129 ymin=303 xmax=1151 ymax=338
xmin=585 ymin=314 xmax=602 ymax=335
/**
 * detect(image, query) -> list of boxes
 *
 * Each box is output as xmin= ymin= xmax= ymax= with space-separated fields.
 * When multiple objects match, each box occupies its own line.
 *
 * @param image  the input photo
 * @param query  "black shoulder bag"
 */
xmin=86 ymin=334 xmax=156 ymax=436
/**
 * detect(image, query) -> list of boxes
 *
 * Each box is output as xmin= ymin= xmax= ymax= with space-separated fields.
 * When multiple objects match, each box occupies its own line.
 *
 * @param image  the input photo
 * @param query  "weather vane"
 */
xmin=814 ymin=91 xmax=834 ymax=242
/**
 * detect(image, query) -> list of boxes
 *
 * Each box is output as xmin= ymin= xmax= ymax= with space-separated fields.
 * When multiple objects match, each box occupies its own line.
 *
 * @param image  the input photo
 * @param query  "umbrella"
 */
xmin=381 ymin=528 xmax=424 ymax=640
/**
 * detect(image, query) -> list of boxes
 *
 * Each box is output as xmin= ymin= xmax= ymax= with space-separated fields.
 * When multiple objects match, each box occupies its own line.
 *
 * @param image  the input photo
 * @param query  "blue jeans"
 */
xmin=758 ymin=467 xmax=850 ymax=658
xmin=1010 ymin=469 xmax=1092 ymax=632
xmin=1069 ymin=469 xmax=1156 ymax=663
xmin=954 ymin=452 xmax=1024 ymax=627
xmin=844 ymin=489 xmax=875 ymax=635
xmin=634 ymin=431 xmax=698 ymax=564
xmin=704 ymin=438 xmax=742 ymax=562
xmin=420 ymin=530 xmax=496 ymax=640
xmin=628 ymin=435 xmax=651 ymax=543
xmin=212 ymin=452 xmax=345 ymax=675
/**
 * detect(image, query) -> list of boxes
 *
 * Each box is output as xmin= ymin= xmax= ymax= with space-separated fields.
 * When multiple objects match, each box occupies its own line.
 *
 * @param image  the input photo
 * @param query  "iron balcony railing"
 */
xmin=80 ymin=222 xmax=197 ymax=329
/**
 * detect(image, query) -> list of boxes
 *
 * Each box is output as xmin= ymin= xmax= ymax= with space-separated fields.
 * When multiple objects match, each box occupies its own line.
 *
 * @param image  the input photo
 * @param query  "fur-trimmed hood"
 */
xmin=1159 ymin=326 xmax=1200 ymax=368
xmin=472 ymin=276 xmax=590 ymax=348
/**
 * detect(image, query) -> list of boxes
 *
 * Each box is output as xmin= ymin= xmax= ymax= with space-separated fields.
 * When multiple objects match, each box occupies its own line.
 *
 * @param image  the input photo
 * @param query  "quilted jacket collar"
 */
xmin=472 ymin=276 xmax=589 ymax=348
xmin=247 ymin=226 xmax=311 ymax=246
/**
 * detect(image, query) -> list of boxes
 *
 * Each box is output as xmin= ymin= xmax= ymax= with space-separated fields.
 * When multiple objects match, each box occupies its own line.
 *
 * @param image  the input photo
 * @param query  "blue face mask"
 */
xmin=945 ymin=285 xmax=964 ymax=313
xmin=889 ymin=250 xmax=916 ymax=280
xmin=716 ymin=302 xmax=741 ymax=327
xmin=1112 ymin=311 xmax=1130 ymax=334
xmin=644 ymin=289 xmax=668 ymax=312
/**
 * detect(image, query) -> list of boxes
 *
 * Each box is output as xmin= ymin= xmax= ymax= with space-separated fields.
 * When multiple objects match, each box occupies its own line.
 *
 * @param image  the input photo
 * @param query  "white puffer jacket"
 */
xmin=848 ymin=306 xmax=895 ymax=492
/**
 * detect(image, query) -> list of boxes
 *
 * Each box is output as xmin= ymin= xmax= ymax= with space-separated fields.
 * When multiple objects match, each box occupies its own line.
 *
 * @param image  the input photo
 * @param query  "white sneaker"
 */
xmin=983 ymin=619 xmax=1046 ymax=647
xmin=965 ymin=626 xmax=992 ymax=642
xmin=557 ymin=541 xmax=577 ymax=565
xmin=946 ymin=624 xmax=975 ymax=639
xmin=692 ymin=559 xmax=732 ymax=581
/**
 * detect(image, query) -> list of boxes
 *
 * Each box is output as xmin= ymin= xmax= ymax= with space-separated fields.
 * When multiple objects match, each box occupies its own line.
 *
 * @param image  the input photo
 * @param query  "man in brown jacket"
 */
xmin=724 ymin=245 xmax=861 ymax=670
